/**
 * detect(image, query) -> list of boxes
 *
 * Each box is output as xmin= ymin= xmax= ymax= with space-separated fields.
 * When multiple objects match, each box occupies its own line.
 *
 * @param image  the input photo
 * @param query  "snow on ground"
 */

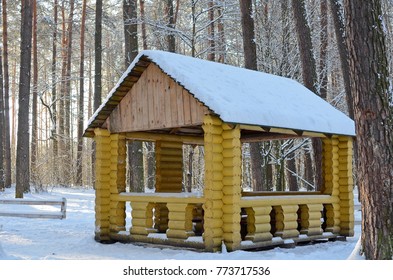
xmin=0 ymin=186 xmax=363 ymax=260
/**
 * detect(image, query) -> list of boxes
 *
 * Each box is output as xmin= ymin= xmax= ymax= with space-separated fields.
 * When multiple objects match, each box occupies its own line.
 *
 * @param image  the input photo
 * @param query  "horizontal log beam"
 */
xmin=125 ymin=132 xmax=204 ymax=144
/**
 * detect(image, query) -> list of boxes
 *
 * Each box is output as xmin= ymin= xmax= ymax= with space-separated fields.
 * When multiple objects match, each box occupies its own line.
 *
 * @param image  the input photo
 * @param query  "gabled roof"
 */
xmin=84 ymin=50 xmax=355 ymax=138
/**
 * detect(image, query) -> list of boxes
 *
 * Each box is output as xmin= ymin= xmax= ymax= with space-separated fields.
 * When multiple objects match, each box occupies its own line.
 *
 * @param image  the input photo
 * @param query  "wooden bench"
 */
xmin=0 ymin=198 xmax=67 ymax=219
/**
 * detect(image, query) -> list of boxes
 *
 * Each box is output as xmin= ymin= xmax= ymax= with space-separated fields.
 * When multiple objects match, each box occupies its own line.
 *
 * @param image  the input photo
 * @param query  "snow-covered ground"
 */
xmin=0 ymin=186 xmax=363 ymax=260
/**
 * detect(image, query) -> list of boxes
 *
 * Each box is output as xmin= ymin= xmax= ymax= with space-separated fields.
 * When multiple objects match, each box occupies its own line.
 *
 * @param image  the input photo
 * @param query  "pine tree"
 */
xmin=344 ymin=0 xmax=393 ymax=260
xmin=16 ymin=0 xmax=34 ymax=198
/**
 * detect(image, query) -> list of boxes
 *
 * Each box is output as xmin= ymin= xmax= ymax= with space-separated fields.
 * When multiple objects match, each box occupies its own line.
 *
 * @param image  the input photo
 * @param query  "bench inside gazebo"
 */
xmin=83 ymin=50 xmax=355 ymax=252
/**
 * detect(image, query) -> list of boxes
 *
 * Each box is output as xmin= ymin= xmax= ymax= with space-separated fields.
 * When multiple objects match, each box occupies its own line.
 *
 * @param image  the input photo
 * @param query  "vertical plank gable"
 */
xmin=107 ymin=63 xmax=210 ymax=134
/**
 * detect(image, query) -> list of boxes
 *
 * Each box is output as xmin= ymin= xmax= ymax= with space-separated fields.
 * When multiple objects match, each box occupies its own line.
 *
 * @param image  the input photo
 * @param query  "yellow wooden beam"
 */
xmin=125 ymin=131 xmax=204 ymax=144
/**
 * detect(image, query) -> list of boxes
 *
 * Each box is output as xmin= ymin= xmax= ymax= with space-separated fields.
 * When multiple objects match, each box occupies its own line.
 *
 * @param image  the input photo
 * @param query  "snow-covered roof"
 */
xmin=84 ymin=50 xmax=355 ymax=137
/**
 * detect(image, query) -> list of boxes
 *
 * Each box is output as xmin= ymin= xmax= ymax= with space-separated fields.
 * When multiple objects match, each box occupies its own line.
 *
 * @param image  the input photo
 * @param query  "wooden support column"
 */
xmin=273 ymin=205 xmax=299 ymax=238
xmin=221 ymin=124 xmax=242 ymax=251
xmin=322 ymin=137 xmax=341 ymax=233
xmin=245 ymin=206 xmax=273 ymax=242
xmin=155 ymin=141 xmax=183 ymax=192
xmin=130 ymin=202 xmax=155 ymax=236
xmin=154 ymin=140 xmax=182 ymax=232
xmin=153 ymin=203 xmax=169 ymax=232
xmin=94 ymin=128 xmax=112 ymax=242
xmin=202 ymin=115 xmax=224 ymax=252
xmin=109 ymin=134 xmax=127 ymax=233
xmin=299 ymin=204 xmax=323 ymax=235
xmin=166 ymin=203 xmax=195 ymax=239
xmin=337 ymin=136 xmax=354 ymax=236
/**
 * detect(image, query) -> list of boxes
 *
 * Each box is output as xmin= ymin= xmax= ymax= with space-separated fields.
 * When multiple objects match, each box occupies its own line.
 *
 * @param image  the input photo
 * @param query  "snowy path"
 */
xmin=0 ymin=186 xmax=363 ymax=260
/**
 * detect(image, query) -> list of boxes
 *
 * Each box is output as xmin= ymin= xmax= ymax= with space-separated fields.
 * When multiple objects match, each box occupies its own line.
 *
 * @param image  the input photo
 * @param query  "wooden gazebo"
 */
xmin=84 ymin=50 xmax=355 ymax=252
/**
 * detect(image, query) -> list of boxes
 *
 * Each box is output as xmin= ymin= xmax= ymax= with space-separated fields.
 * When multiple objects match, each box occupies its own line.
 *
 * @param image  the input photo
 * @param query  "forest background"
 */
xmin=0 ymin=0 xmax=392 ymax=259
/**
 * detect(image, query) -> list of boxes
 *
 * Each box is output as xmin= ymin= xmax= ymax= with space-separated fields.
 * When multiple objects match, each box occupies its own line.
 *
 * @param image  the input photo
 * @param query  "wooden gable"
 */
xmin=105 ymin=63 xmax=210 ymax=134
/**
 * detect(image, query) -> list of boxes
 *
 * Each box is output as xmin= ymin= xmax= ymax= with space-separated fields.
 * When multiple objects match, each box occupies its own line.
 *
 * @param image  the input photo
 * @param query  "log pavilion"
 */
xmin=84 ymin=50 xmax=355 ymax=252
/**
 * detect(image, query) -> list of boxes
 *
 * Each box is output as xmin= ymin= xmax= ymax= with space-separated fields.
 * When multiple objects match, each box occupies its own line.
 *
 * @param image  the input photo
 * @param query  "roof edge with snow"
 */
xmin=84 ymin=50 xmax=355 ymax=138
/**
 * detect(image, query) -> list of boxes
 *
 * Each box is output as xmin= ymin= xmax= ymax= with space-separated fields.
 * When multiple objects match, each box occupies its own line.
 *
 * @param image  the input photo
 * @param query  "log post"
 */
xmin=221 ymin=123 xmax=242 ymax=251
xmin=337 ymin=136 xmax=354 ymax=236
xmin=202 ymin=115 xmax=224 ymax=252
xmin=322 ymin=137 xmax=341 ymax=233
xmin=94 ymin=128 xmax=112 ymax=242
xmin=109 ymin=133 xmax=127 ymax=233
xmin=154 ymin=140 xmax=183 ymax=232
xmin=130 ymin=201 xmax=155 ymax=236
xmin=298 ymin=203 xmax=323 ymax=235
xmin=245 ymin=206 xmax=273 ymax=242
xmin=166 ymin=203 xmax=195 ymax=239
xmin=273 ymin=205 xmax=299 ymax=238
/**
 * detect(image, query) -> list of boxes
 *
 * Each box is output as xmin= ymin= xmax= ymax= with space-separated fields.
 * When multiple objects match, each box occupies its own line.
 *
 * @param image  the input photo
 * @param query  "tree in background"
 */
xmin=15 ymin=0 xmax=34 ymax=198
xmin=0 ymin=42 xmax=4 ymax=192
xmin=344 ymin=0 xmax=393 ymax=260
xmin=123 ymin=0 xmax=144 ymax=192
xmin=239 ymin=0 xmax=267 ymax=191
xmin=2 ymin=0 xmax=11 ymax=188
xmin=291 ymin=0 xmax=322 ymax=190
xmin=76 ymin=0 xmax=87 ymax=186
xmin=31 ymin=0 xmax=38 ymax=183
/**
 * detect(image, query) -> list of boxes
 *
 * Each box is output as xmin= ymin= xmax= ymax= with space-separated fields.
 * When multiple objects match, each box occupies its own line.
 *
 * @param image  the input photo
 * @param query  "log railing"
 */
xmin=239 ymin=194 xmax=338 ymax=247
xmin=110 ymin=192 xmax=205 ymax=245
xmin=109 ymin=192 xmax=341 ymax=250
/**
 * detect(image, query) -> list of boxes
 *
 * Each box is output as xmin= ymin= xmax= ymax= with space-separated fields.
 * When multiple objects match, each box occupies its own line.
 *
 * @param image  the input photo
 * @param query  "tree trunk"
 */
xmin=239 ymin=0 xmax=257 ymax=70
xmin=166 ymin=0 xmax=176 ymax=52
xmin=64 ymin=0 xmax=74 ymax=185
xmin=16 ymin=0 xmax=34 ymax=198
xmin=0 ymin=45 xmax=4 ymax=191
xmin=123 ymin=0 xmax=143 ymax=192
xmin=123 ymin=0 xmax=138 ymax=66
xmin=319 ymin=0 xmax=328 ymax=100
xmin=291 ymin=0 xmax=322 ymax=190
xmin=216 ymin=3 xmax=225 ymax=63
xmin=31 ymin=0 xmax=38 ymax=183
xmin=191 ymin=0 xmax=196 ymax=57
xmin=2 ymin=0 xmax=11 ymax=188
xmin=52 ymin=0 xmax=58 ymax=184
xmin=239 ymin=0 xmax=266 ymax=191
xmin=76 ymin=0 xmax=87 ymax=186
xmin=344 ymin=0 xmax=393 ymax=260
xmin=139 ymin=0 xmax=148 ymax=50
xmin=330 ymin=0 xmax=359 ymax=187
xmin=94 ymin=0 xmax=103 ymax=112
xmin=207 ymin=0 xmax=215 ymax=61
xmin=58 ymin=3 xmax=67 ymax=184
xmin=92 ymin=0 xmax=103 ymax=189
xmin=329 ymin=0 xmax=354 ymax=119
xmin=286 ymin=157 xmax=298 ymax=191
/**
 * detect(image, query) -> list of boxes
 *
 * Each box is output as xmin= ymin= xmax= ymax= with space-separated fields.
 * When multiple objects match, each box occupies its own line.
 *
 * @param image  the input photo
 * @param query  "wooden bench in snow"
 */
xmin=0 ymin=198 xmax=66 ymax=219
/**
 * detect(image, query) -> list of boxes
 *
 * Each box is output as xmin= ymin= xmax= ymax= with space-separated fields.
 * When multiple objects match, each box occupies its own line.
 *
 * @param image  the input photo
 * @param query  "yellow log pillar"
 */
xmin=337 ymin=136 xmax=354 ymax=236
xmin=202 ymin=115 xmax=224 ymax=252
xmin=273 ymin=205 xmax=299 ymax=238
xmin=94 ymin=128 xmax=112 ymax=242
xmin=166 ymin=203 xmax=195 ymax=239
xmin=153 ymin=203 xmax=169 ymax=233
xmin=154 ymin=140 xmax=183 ymax=232
xmin=299 ymin=204 xmax=323 ymax=235
xmin=109 ymin=133 xmax=127 ymax=233
xmin=322 ymin=137 xmax=341 ymax=233
xmin=155 ymin=140 xmax=183 ymax=192
xmin=130 ymin=201 xmax=155 ymax=236
xmin=221 ymin=124 xmax=242 ymax=251
xmin=245 ymin=206 xmax=272 ymax=242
